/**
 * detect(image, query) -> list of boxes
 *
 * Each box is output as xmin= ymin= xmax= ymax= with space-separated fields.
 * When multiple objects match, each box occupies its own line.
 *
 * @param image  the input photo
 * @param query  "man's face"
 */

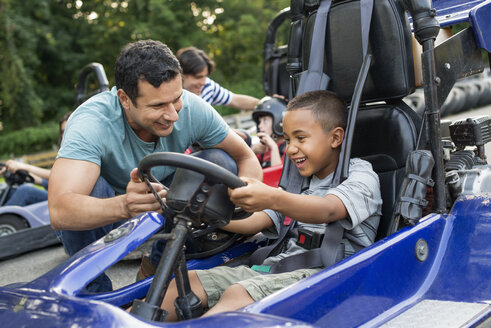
xmin=119 ymin=76 xmax=183 ymax=142
xmin=181 ymin=66 xmax=208 ymax=95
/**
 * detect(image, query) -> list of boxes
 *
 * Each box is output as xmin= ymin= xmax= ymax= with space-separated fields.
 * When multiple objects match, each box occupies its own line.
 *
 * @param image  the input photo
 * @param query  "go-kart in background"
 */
xmin=0 ymin=104 xmax=489 ymax=290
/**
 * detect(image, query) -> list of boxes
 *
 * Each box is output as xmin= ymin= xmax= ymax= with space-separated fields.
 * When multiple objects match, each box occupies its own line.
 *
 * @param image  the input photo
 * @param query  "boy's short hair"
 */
xmin=286 ymin=90 xmax=348 ymax=133
xmin=176 ymin=46 xmax=215 ymax=76
xmin=115 ymin=40 xmax=182 ymax=104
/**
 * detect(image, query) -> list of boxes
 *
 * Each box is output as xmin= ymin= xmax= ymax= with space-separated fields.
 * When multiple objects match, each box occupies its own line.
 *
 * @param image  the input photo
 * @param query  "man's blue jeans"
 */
xmin=55 ymin=177 xmax=123 ymax=293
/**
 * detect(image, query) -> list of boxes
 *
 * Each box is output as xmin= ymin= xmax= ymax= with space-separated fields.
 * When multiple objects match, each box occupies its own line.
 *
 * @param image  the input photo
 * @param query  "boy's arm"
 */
xmin=230 ymin=177 xmax=348 ymax=224
xmin=220 ymin=211 xmax=273 ymax=235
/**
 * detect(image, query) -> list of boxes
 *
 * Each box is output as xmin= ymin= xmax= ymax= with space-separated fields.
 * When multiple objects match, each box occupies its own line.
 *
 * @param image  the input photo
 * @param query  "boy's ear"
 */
xmin=330 ymin=127 xmax=344 ymax=148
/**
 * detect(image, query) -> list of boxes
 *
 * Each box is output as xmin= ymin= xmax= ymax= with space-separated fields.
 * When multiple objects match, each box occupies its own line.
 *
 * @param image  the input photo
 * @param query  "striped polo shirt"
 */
xmin=201 ymin=77 xmax=232 ymax=106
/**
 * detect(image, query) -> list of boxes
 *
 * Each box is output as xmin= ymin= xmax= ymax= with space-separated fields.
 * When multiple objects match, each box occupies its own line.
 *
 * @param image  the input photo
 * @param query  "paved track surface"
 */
xmin=0 ymin=105 xmax=489 ymax=291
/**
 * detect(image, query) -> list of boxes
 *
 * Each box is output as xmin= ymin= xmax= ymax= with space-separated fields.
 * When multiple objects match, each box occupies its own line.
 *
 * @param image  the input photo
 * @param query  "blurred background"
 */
xmin=0 ymin=0 xmax=290 ymax=158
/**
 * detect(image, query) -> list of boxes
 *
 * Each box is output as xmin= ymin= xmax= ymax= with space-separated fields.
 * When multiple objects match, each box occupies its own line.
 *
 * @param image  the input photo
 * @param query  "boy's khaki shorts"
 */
xmin=196 ymin=265 xmax=321 ymax=308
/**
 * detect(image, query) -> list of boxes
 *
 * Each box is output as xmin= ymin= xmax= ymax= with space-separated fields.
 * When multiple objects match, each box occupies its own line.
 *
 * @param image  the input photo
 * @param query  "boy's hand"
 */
xmin=229 ymin=177 xmax=277 ymax=212
xmin=125 ymin=168 xmax=167 ymax=219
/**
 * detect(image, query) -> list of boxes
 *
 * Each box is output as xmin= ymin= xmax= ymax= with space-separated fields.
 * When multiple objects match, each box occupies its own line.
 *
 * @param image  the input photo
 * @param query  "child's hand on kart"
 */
xmin=257 ymin=132 xmax=278 ymax=150
xmin=3 ymin=160 xmax=24 ymax=173
xmin=125 ymin=168 xmax=167 ymax=218
xmin=229 ymin=177 xmax=278 ymax=213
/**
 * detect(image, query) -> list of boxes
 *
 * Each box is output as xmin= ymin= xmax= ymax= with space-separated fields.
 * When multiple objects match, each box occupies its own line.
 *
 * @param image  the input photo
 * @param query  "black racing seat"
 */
xmin=276 ymin=0 xmax=422 ymax=241
xmin=263 ymin=8 xmax=291 ymax=100
xmin=352 ymin=101 xmax=421 ymax=240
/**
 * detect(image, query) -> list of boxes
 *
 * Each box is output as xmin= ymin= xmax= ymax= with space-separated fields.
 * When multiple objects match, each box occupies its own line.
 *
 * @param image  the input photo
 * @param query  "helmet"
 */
xmin=252 ymin=96 xmax=287 ymax=137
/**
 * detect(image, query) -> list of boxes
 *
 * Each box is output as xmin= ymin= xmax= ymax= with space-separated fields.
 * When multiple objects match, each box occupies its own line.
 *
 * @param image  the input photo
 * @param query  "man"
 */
xmin=48 ymin=40 xmax=262 ymax=291
xmin=176 ymin=46 xmax=259 ymax=111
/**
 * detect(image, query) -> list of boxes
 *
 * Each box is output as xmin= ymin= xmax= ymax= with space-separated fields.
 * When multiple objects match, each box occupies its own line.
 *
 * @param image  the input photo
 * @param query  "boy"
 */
xmin=160 ymin=90 xmax=382 ymax=320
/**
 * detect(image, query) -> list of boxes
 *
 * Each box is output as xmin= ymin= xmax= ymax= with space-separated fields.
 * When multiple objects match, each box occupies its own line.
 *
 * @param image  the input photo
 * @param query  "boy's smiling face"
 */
xmin=283 ymin=108 xmax=343 ymax=179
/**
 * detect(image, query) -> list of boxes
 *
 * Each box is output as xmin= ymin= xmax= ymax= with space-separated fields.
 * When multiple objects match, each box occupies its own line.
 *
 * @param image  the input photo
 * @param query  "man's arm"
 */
xmin=213 ymin=129 xmax=263 ymax=181
xmin=229 ymin=177 xmax=348 ymax=224
xmin=229 ymin=94 xmax=260 ymax=111
xmin=48 ymin=158 xmax=165 ymax=230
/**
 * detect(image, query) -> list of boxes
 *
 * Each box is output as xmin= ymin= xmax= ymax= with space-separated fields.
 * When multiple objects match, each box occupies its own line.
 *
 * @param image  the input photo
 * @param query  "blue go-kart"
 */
xmin=0 ymin=0 xmax=490 ymax=327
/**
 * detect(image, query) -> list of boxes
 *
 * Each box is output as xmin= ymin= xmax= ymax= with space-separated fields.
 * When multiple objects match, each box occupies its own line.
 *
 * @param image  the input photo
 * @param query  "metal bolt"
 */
xmin=415 ymin=238 xmax=429 ymax=262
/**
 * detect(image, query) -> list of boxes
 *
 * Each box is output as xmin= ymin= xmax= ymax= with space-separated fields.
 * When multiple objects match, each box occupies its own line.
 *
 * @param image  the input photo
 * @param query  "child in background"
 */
xmin=251 ymin=96 xmax=287 ymax=168
xmin=0 ymin=112 xmax=72 ymax=206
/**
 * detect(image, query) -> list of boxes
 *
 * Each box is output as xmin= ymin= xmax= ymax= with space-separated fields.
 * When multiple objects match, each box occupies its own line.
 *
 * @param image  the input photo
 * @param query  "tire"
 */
xmin=0 ymin=214 xmax=29 ymax=237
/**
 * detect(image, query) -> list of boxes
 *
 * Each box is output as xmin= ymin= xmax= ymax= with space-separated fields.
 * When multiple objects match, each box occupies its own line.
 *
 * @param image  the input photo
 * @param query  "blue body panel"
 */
xmin=432 ymin=0 xmax=491 ymax=52
xmin=433 ymin=0 xmax=487 ymax=26
xmin=470 ymin=1 xmax=491 ymax=52
xmin=0 ymin=194 xmax=489 ymax=327
xmin=244 ymin=194 xmax=491 ymax=327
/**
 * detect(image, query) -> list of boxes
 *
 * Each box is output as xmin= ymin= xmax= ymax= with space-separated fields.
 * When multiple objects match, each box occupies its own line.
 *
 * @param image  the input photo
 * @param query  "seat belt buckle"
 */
xmin=296 ymin=228 xmax=324 ymax=249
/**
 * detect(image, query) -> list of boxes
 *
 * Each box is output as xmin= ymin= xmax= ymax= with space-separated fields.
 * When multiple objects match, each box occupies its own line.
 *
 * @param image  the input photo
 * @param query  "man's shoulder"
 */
xmin=72 ymin=88 xmax=122 ymax=124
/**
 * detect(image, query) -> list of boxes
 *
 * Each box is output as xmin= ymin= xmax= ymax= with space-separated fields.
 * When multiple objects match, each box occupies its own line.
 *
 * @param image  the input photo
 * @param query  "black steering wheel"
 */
xmin=1 ymin=166 xmax=35 ymax=186
xmin=133 ymin=151 xmax=251 ymax=321
xmin=138 ymin=152 xmax=245 ymax=189
xmin=138 ymin=152 xmax=249 ymax=227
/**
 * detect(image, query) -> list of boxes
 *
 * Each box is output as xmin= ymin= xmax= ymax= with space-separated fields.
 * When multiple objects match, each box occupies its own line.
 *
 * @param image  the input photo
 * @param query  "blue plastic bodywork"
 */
xmin=0 ymin=194 xmax=489 ymax=327
xmin=244 ymin=194 xmax=491 ymax=327
xmin=433 ymin=0 xmax=491 ymax=52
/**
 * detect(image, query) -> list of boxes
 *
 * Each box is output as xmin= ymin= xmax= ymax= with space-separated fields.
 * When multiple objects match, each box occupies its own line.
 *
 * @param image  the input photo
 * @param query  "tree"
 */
xmin=0 ymin=0 xmax=43 ymax=131
xmin=0 ymin=0 xmax=290 ymax=137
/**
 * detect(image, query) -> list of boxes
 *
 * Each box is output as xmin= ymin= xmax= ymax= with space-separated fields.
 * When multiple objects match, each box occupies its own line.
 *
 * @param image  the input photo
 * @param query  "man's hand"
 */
xmin=125 ymin=168 xmax=168 ymax=219
xmin=229 ymin=177 xmax=278 ymax=213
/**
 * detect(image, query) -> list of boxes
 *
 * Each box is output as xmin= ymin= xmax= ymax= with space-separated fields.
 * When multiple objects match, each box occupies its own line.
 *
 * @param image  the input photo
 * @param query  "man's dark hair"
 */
xmin=287 ymin=90 xmax=348 ymax=133
xmin=176 ymin=46 xmax=215 ymax=76
xmin=115 ymin=40 xmax=182 ymax=104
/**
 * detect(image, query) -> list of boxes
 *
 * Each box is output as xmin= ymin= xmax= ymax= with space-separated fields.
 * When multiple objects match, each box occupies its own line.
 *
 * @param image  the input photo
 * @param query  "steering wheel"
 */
xmin=138 ymin=152 xmax=249 ymax=227
xmin=2 ymin=168 xmax=35 ymax=186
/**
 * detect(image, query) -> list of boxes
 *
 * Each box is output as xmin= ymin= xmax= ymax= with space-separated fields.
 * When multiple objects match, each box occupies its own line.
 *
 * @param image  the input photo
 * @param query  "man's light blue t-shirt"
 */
xmin=58 ymin=87 xmax=229 ymax=195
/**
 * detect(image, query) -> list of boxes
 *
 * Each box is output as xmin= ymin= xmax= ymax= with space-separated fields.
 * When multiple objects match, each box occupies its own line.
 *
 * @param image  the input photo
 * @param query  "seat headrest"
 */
xmin=302 ymin=0 xmax=415 ymax=103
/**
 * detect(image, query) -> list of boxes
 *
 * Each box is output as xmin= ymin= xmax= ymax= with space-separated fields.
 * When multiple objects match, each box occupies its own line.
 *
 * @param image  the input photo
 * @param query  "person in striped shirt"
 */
xmin=177 ymin=47 xmax=259 ymax=111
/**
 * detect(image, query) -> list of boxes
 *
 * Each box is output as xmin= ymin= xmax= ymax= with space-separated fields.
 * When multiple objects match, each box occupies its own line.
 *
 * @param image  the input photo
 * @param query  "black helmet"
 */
xmin=252 ymin=96 xmax=287 ymax=137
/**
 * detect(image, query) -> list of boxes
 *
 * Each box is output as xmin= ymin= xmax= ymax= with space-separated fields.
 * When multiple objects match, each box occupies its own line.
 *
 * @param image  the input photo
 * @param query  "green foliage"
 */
xmin=0 ymin=122 xmax=58 ymax=157
xmin=0 ymin=0 xmax=290 ymax=152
